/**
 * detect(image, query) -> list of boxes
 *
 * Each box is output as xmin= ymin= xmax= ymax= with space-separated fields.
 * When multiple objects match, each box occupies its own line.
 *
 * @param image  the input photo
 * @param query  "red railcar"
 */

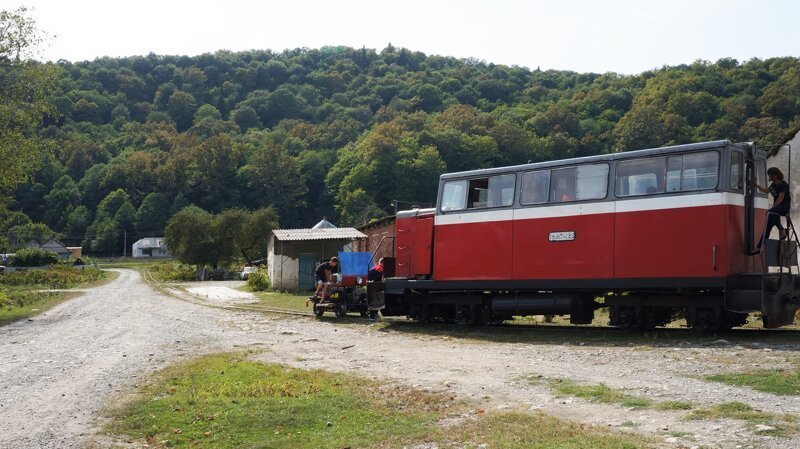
xmin=379 ymin=140 xmax=800 ymax=329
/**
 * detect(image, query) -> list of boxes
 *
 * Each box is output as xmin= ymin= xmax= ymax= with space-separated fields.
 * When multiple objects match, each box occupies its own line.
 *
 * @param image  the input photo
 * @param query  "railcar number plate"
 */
xmin=548 ymin=231 xmax=575 ymax=242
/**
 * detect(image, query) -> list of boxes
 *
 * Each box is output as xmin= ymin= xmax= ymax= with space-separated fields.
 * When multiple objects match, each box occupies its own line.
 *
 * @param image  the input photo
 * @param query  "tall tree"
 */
xmin=0 ymin=7 xmax=58 ymax=209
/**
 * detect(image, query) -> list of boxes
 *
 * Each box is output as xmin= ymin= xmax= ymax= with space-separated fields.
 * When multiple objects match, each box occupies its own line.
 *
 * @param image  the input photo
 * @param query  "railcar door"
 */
xmin=513 ymin=164 xmax=614 ymax=279
xmin=614 ymin=150 xmax=726 ymax=279
xmin=434 ymin=174 xmax=515 ymax=280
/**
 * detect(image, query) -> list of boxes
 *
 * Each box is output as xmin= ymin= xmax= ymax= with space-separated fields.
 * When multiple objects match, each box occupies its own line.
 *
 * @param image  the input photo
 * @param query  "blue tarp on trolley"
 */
xmin=337 ymin=251 xmax=372 ymax=276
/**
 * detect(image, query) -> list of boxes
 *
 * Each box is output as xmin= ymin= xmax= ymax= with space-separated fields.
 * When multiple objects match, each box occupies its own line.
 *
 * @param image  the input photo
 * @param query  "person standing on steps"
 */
xmin=756 ymin=167 xmax=792 ymax=249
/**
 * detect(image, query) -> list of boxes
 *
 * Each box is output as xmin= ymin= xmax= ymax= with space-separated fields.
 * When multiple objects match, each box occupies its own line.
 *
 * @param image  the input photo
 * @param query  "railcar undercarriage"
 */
xmin=379 ymin=276 xmax=800 ymax=330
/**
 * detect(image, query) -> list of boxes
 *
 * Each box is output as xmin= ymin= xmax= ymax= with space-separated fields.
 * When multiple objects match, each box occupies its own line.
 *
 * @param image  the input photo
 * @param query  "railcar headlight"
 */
xmin=356 ymin=276 xmax=363 ymax=285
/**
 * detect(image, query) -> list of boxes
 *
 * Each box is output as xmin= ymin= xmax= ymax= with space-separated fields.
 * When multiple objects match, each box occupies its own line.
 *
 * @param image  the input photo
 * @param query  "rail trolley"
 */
xmin=373 ymin=140 xmax=800 ymax=330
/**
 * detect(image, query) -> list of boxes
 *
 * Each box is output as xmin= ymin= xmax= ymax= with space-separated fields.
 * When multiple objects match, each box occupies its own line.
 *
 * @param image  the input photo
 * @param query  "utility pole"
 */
xmin=123 ymin=229 xmax=127 ymax=259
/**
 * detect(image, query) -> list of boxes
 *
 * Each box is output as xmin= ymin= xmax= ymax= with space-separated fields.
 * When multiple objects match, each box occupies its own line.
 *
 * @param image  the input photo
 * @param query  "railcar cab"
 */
xmin=382 ymin=140 xmax=800 ymax=329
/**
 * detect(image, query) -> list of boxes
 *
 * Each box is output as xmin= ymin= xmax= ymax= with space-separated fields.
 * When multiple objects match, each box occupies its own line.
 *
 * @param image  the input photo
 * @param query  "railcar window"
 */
xmin=616 ymin=151 xmax=719 ymax=197
xmin=615 ymin=158 xmax=666 ymax=197
xmin=440 ymin=180 xmax=467 ymax=211
xmin=551 ymin=167 xmax=576 ymax=202
xmin=756 ymin=158 xmax=767 ymax=198
xmin=666 ymin=157 xmax=681 ymax=192
xmin=467 ymin=178 xmax=489 ymax=209
xmin=576 ymin=164 xmax=609 ymax=200
xmin=488 ymin=174 xmax=516 ymax=207
xmin=682 ymin=152 xmax=718 ymax=191
xmin=551 ymin=164 xmax=608 ymax=202
xmin=520 ymin=170 xmax=550 ymax=205
xmin=730 ymin=152 xmax=743 ymax=192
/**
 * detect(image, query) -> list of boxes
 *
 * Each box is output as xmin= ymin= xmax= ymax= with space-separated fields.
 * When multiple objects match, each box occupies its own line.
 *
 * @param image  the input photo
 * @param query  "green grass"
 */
xmin=108 ymin=353 xmax=652 ymax=449
xmin=654 ymin=400 xmax=694 ymax=411
xmin=0 ymin=291 xmax=75 ymax=325
xmin=252 ymin=290 xmax=317 ymax=312
xmin=542 ymin=379 xmax=698 ymax=413
xmin=443 ymin=411 xmax=649 ymax=449
xmin=0 ymin=268 xmax=113 ymax=325
xmin=686 ymin=402 xmax=798 ymax=436
xmin=706 ymin=367 xmax=800 ymax=396
xmin=549 ymin=379 xmax=652 ymax=409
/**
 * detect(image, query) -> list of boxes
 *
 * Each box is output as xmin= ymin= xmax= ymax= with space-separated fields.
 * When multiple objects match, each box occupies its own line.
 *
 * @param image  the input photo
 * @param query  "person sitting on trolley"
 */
xmin=756 ymin=167 xmax=792 ymax=248
xmin=312 ymin=256 xmax=339 ymax=300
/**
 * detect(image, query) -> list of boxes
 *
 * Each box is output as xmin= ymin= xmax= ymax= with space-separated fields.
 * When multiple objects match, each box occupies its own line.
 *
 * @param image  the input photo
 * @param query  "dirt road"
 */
xmin=1 ymin=269 xmax=798 ymax=449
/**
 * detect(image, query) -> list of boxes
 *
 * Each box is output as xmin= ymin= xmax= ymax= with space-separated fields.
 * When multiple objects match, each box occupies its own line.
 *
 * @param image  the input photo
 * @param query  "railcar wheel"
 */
xmin=360 ymin=310 xmax=369 ymax=317
xmin=335 ymin=303 xmax=348 ymax=318
xmin=313 ymin=303 xmax=325 ymax=317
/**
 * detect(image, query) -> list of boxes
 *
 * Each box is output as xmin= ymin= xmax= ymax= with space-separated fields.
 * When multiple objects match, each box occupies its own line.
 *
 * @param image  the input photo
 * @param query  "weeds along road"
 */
xmin=1 ymin=268 xmax=800 ymax=449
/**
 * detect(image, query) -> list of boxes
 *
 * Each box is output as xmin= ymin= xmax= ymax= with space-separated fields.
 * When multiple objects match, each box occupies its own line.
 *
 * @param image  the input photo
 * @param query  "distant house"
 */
xmin=132 ymin=237 xmax=169 ymax=258
xmin=39 ymin=238 xmax=72 ymax=259
xmin=267 ymin=219 xmax=366 ymax=291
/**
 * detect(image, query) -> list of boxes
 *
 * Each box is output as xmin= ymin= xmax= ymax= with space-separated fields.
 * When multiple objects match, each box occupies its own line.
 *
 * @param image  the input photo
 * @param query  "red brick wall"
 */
xmin=357 ymin=219 xmax=395 ymax=261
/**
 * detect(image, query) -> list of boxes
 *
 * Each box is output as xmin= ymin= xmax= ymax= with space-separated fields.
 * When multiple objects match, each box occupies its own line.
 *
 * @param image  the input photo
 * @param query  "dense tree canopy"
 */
xmin=3 ymin=32 xmax=800 ymax=257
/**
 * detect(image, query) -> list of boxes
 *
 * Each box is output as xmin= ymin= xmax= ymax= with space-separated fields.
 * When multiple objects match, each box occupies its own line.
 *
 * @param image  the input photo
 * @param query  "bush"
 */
xmin=149 ymin=263 xmax=197 ymax=282
xmin=247 ymin=269 xmax=271 ymax=291
xmin=0 ymin=265 xmax=104 ymax=289
xmin=11 ymin=248 xmax=60 ymax=267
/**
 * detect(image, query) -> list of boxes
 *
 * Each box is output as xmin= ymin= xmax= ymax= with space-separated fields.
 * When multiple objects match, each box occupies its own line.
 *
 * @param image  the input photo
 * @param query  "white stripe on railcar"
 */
xmin=435 ymin=193 xmax=770 ymax=226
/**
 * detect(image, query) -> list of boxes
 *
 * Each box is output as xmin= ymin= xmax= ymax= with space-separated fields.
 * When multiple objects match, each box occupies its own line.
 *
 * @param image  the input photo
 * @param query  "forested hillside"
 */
xmin=4 ymin=45 xmax=800 ymax=255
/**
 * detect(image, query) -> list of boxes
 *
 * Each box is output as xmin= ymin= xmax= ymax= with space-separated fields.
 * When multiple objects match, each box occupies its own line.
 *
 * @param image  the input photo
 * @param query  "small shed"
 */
xmin=39 ymin=238 xmax=72 ymax=259
xmin=267 ymin=225 xmax=366 ymax=291
xmin=132 ymin=237 xmax=169 ymax=258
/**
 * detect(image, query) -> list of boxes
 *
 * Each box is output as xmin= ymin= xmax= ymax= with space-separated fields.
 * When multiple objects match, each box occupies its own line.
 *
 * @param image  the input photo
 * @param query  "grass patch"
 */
xmin=0 ymin=291 xmax=76 ymax=325
xmin=108 ymin=353 xmax=652 ymax=449
xmin=686 ymin=402 xmax=798 ymax=436
xmin=443 ymin=411 xmax=649 ymax=449
xmin=108 ymin=352 xmax=444 ymax=448
xmin=550 ymin=379 xmax=652 ymax=409
xmin=0 ymin=266 xmax=110 ymax=325
xmin=706 ymin=367 xmax=800 ymax=396
xmin=654 ymin=401 xmax=694 ymax=411
xmin=252 ymin=290 xmax=314 ymax=312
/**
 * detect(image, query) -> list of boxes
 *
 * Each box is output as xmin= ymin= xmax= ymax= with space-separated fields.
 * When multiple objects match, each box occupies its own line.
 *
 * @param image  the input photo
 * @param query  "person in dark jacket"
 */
xmin=756 ymin=167 xmax=792 ymax=248
xmin=311 ymin=256 xmax=339 ymax=300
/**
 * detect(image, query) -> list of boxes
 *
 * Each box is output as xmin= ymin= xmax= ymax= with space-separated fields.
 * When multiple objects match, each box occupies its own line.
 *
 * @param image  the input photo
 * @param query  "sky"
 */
xmin=2 ymin=0 xmax=799 ymax=74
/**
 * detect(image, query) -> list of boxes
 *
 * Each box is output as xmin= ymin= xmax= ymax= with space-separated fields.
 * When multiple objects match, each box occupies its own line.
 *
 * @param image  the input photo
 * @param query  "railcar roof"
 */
xmin=440 ymin=140 xmax=741 ymax=180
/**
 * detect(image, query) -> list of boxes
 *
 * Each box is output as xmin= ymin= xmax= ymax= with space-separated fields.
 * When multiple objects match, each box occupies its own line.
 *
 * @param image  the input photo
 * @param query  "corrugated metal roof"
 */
xmin=312 ymin=219 xmax=337 ymax=229
xmin=272 ymin=228 xmax=366 ymax=241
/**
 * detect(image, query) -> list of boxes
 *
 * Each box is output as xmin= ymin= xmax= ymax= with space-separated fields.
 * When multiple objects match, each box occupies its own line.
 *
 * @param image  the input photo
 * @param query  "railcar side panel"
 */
xmin=512 ymin=206 xmax=614 ymax=279
xmin=434 ymin=212 xmax=513 ymax=280
xmin=412 ymin=216 xmax=434 ymax=277
xmin=395 ymin=216 xmax=415 ymax=278
xmin=615 ymin=201 xmax=727 ymax=278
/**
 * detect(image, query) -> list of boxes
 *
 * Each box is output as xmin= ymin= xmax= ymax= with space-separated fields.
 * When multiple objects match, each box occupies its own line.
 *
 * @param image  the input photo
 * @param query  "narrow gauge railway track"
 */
xmin=141 ymin=268 xmax=314 ymax=317
xmin=140 ymin=268 xmax=800 ymax=338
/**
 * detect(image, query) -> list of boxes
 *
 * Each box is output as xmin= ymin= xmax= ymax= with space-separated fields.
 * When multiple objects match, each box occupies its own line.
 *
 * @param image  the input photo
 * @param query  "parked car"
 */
xmin=211 ymin=268 xmax=226 ymax=281
xmin=240 ymin=266 xmax=256 ymax=280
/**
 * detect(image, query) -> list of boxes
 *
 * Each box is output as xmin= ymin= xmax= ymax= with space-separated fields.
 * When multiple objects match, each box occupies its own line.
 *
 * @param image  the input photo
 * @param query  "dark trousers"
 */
xmin=758 ymin=210 xmax=787 ymax=248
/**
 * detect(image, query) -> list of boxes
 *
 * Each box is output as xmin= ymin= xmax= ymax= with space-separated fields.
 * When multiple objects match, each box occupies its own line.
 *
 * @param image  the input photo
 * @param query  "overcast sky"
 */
xmin=3 ymin=0 xmax=799 ymax=74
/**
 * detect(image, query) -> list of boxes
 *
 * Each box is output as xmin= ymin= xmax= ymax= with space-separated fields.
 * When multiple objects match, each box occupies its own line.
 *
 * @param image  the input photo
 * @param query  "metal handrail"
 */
xmin=366 ymin=236 xmax=396 ymax=273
